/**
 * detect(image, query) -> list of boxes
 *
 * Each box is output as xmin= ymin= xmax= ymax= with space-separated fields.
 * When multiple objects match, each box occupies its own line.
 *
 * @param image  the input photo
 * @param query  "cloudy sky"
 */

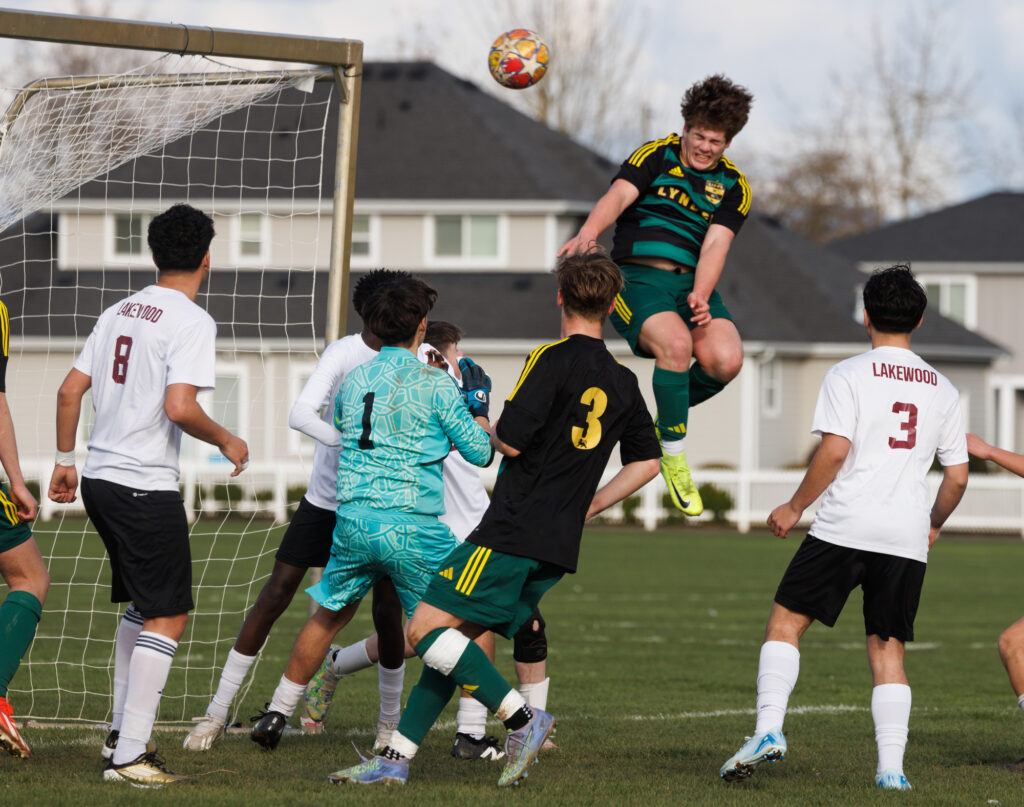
xmin=0 ymin=0 xmax=1021 ymax=207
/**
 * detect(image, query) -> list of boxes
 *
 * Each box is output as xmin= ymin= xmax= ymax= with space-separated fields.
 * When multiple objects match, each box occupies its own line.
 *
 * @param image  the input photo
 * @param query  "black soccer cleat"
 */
xmin=451 ymin=732 xmax=506 ymax=761
xmin=250 ymin=707 xmax=287 ymax=751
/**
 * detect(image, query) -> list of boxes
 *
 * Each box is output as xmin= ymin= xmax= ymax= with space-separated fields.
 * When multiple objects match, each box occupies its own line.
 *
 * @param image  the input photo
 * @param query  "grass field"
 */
xmin=4 ymin=524 xmax=1024 ymax=806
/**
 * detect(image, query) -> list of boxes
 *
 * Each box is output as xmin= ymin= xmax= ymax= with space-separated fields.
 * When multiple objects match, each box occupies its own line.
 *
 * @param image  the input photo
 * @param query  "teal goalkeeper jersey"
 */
xmin=334 ymin=346 xmax=492 ymax=518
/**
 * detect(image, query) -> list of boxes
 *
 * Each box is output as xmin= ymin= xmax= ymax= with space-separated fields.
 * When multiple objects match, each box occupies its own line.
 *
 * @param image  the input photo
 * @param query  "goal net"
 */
xmin=1 ymin=51 xmax=349 ymax=726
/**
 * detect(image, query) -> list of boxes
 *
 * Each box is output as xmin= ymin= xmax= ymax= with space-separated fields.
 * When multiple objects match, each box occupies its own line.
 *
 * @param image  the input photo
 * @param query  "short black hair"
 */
xmin=352 ymin=269 xmax=413 ymax=319
xmin=147 ymin=204 xmax=215 ymax=271
xmin=863 ymin=264 xmax=927 ymax=334
xmin=362 ymin=277 xmax=438 ymax=345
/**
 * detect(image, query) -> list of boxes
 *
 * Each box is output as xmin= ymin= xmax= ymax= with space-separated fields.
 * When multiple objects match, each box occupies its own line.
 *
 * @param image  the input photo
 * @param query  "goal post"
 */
xmin=0 ymin=9 xmax=363 ymax=726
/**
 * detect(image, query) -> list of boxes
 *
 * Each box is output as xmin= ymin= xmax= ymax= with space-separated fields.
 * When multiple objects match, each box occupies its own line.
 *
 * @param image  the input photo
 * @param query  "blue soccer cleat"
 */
xmin=875 ymin=769 xmax=912 ymax=790
xmin=497 ymin=708 xmax=556 ymax=788
xmin=719 ymin=727 xmax=787 ymax=782
xmin=327 ymin=749 xmax=409 ymax=786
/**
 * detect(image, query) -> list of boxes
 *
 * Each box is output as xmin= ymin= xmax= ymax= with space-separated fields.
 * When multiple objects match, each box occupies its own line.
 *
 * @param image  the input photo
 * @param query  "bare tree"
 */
xmin=464 ymin=0 xmax=648 ymax=156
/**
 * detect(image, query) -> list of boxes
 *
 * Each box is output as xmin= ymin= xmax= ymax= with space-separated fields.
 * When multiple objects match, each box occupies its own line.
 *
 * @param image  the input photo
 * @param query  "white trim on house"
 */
xmin=349 ymin=213 xmax=380 ymax=268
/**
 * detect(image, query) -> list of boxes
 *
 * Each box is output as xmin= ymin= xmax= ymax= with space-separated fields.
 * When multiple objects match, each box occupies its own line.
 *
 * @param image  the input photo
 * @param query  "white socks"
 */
xmin=457 ymin=694 xmax=488 ymax=739
xmin=519 ymin=677 xmax=550 ymax=711
xmin=872 ymin=683 xmax=912 ymax=775
xmin=331 ymin=639 xmax=374 ymax=676
xmin=267 ymin=676 xmax=307 ymax=719
xmin=377 ymin=662 xmax=405 ymax=725
xmin=661 ymin=438 xmax=686 ymax=455
xmin=207 ymin=648 xmax=257 ymax=722
xmin=114 ymin=631 xmax=177 ymax=765
xmin=754 ymin=640 xmax=800 ymax=735
xmin=110 ymin=605 xmax=143 ymax=733
xmin=1018 ymin=693 xmax=1024 ymax=715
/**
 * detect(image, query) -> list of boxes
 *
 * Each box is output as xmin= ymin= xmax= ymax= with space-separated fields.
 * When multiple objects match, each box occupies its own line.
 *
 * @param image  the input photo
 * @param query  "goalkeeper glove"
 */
xmin=459 ymin=357 xmax=491 ymax=420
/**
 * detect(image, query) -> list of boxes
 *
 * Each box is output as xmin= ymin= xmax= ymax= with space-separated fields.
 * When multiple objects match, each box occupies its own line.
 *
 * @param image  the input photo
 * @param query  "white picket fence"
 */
xmin=30 ymin=459 xmax=1024 ymax=536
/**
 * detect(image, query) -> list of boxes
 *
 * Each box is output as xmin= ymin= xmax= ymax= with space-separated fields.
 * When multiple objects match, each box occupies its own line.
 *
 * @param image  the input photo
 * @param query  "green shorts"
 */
xmin=0 ymin=484 xmax=32 ymax=553
xmin=307 ymin=511 xmax=456 ymax=618
xmin=611 ymin=262 xmax=733 ymax=359
xmin=420 ymin=542 xmax=564 ymax=639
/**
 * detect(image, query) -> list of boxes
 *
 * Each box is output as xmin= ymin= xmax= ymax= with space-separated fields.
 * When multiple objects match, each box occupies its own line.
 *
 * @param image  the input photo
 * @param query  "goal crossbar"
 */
xmin=0 ymin=8 xmax=362 ymax=67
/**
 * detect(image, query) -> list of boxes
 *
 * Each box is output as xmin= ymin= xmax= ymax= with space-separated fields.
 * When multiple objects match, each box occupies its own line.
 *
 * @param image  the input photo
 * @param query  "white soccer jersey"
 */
xmin=76 ymin=285 xmax=217 ymax=491
xmin=808 ymin=345 xmax=968 ymax=563
xmin=289 ymin=333 xmax=378 ymax=511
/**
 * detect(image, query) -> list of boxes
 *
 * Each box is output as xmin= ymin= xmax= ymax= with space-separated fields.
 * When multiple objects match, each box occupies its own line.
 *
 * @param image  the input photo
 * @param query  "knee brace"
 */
xmin=513 ymin=610 xmax=547 ymax=664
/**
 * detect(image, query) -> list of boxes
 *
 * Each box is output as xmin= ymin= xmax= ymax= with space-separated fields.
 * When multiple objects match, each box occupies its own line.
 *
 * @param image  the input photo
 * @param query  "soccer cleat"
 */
xmin=497 ymin=708 xmax=555 ymax=788
xmin=875 ymin=769 xmax=912 ymax=790
xmin=1002 ymin=757 xmax=1024 ymax=771
xmin=182 ymin=714 xmax=227 ymax=751
xmin=301 ymin=644 xmax=342 ymax=732
xmin=0 ymin=696 xmax=30 ymax=758
xmin=102 ymin=750 xmax=190 ymax=788
xmin=719 ymin=728 xmax=787 ymax=782
xmin=451 ymin=732 xmax=506 ymax=761
xmin=250 ymin=706 xmax=287 ymax=751
xmin=327 ymin=749 xmax=409 ymax=785
xmin=660 ymin=449 xmax=703 ymax=516
xmin=372 ymin=719 xmax=398 ymax=753
xmin=101 ymin=729 xmax=157 ymax=760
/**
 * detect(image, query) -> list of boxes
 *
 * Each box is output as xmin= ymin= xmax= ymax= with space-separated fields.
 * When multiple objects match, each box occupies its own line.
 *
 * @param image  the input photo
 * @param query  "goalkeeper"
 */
xmin=559 ymin=74 xmax=753 ymax=518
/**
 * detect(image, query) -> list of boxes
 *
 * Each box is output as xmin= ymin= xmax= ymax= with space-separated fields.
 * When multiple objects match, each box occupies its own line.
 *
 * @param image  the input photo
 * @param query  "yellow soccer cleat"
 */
xmin=103 ymin=750 xmax=191 ymax=788
xmin=661 ymin=449 xmax=703 ymax=516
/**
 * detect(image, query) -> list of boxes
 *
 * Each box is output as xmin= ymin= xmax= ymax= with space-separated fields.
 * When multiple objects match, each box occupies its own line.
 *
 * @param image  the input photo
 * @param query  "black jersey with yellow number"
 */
xmin=611 ymin=133 xmax=751 ymax=269
xmin=467 ymin=334 xmax=659 ymax=572
xmin=0 ymin=300 xmax=9 ymax=393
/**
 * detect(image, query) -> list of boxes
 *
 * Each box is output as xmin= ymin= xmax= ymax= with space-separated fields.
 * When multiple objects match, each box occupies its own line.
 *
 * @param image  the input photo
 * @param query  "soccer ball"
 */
xmin=488 ymin=29 xmax=550 ymax=90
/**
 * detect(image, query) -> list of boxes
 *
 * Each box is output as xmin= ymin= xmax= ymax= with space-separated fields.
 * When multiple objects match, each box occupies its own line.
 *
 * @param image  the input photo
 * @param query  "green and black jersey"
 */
xmin=467 ymin=334 xmax=659 ymax=572
xmin=0 ymin=300 xmax=8 ymax=393
xmin=611 ymin=133 xmax=751 ymax=268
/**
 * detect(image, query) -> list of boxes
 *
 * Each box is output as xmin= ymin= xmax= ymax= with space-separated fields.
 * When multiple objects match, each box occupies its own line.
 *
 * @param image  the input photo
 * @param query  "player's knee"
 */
xmin=513 ymin=612 xmax=548 ymax=664
xmin=998 ymin=623 xmax=1024 ymax=662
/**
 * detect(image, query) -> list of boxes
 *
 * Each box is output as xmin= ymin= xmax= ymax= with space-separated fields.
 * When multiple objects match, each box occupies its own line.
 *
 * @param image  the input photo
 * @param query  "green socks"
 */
xmin=0 ymin=590 xmax=42 ymax=697
xmin=653 ymin=366 xmax=689 ymax=443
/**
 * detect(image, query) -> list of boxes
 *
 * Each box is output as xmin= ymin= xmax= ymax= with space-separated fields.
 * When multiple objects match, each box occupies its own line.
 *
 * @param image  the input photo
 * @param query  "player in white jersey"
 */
xmin=720 ymin=265 xmax=968 ymax=791
xmin=963 ymin=433 xmax=1024 ymax=770
xmin=182 ymin=269 xmax=419 ymax=752
xmin=47 ymin=204 xmax=248 ymax=787
xmin=302 ymin=322 xmax=554 ymax=761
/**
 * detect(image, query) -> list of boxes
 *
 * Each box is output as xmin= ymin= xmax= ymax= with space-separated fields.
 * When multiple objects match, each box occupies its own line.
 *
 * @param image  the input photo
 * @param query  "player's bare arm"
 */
xmin=0 ymin=392 xmax=36 ymax=521
xmin=688 ymin=223 xmax=736 ymax=327
xmin=490 ymin=429 xmax=520 ymax=457
xmin=967 ymin=433 xmax=1024 ymax=477
xmin=48 ymin=367 xmax=91 ymax=503
xmin=557 ymin=179 xmax=639 ymax=257
xmin=767 ymin=433 xmax=851 ymax=538
xmin=928 ymin=462 xmax=968 ymax=548
xmin=586 ymin=457 xmax=660 ymax=520
xmin=164 ymin=383 xmax=249 ymax=476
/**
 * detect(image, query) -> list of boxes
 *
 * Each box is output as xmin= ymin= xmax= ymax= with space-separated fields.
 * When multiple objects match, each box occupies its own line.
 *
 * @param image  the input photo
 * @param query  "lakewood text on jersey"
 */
xmin=871 ymin=362 xmax=938 ymax=385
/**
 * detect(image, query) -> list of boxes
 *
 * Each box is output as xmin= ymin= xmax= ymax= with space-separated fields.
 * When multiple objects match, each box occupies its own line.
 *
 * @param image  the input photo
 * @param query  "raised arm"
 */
xmin=288 ymin=355 xmax=343 ymax=447
xmin=165 ymin=383 xmax=249 ymax=476
xmin=557 ymin=179 xmax=639 ymax=257
xmin=767 ymin=433 xmax=851 ymax=538
xmin=966 ymin=433 xmax=1024 ymax=477
xmin=586 ymin=457 xmax=660 ymax=520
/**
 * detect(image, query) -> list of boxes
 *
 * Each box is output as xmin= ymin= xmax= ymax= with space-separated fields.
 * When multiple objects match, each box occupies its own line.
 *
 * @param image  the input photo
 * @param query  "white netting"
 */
xmin=1 ymin=53 xmax=342 ymax=724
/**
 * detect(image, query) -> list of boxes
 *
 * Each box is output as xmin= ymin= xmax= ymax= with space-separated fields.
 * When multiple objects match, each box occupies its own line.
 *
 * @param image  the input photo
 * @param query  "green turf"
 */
xmin=4 ymin=525 xmax=1024 ymax=805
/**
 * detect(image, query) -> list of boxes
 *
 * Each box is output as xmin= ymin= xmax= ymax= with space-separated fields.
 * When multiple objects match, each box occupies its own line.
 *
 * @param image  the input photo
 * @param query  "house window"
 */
xmin=351 ymin=215 xmax=371 ymax=258
xmin=923 ymin=277 xmax=974 ymax=328
xmin=433 ymin=215 xmax=500 ymax=259
xmin=760 ymin=357 xmax=782 ymax=418
xmin=231 ymin=213 xmax=269 ymax=265
xmin=183 ymin=364 xmax=249 ymax=465
xmin=113 ymin=213 xmax=151 ymax=257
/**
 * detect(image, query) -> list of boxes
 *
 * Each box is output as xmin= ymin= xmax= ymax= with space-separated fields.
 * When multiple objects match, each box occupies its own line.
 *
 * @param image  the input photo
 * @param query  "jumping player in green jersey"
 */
xmin=326 ymin=248 xmax=661 ymax=789
xmin=560 ymin=74 xmax=754 ymax=517
xmin=0 ymin=299 xmax=46 ymax=760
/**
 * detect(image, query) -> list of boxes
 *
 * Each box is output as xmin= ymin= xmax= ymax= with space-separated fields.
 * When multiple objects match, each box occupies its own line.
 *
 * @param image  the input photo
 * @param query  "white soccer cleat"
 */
xmin=875 ymin=769 xmax=912 ymax=790
xmin=720 ymin=727 xmax=787 ymax=781
xmin=372 ymin=720 xmax=399 ymax=753
xmin=182 ymin=714 xmax=227 ymax=751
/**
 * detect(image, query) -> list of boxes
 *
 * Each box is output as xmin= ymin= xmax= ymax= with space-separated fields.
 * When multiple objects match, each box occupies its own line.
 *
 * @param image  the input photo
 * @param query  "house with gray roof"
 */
xmin=833 ymin=192 xmax=1022 ymax=452
xmin=0 ymin=62 xmax=1000 ymax=506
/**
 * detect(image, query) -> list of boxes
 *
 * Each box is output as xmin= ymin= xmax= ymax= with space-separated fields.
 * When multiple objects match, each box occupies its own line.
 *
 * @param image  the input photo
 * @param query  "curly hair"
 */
xmin=147 ymin=204 xmax=215 ymax=271
xmin=680 ymin=74 xmax=753 ymax=141
xmin=863 ymin=264 xmax=927 ymax=334
xmin=352 ymin=269 xmax=413 ymax=318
